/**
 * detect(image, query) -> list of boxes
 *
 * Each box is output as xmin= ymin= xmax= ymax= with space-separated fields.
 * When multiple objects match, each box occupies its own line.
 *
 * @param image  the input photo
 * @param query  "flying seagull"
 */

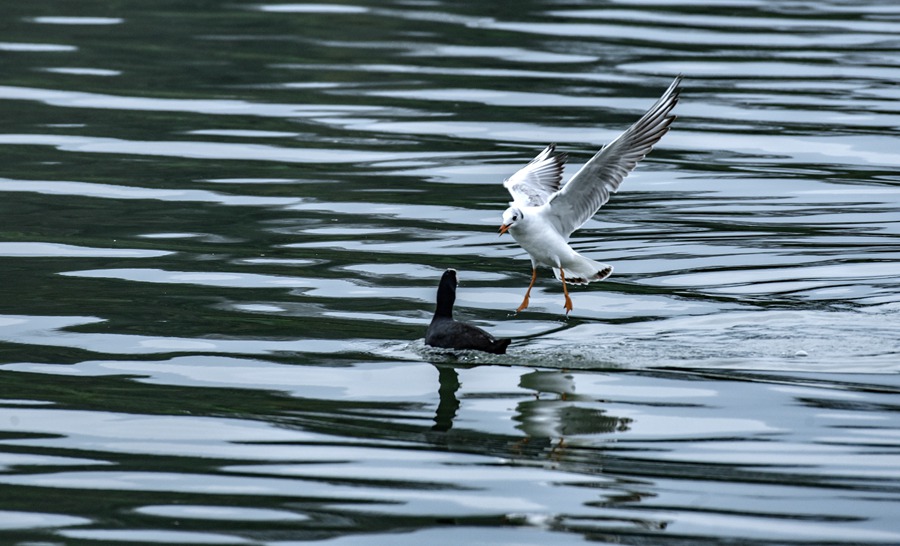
xmin=499 ymin=76 xmax=682 ymax=314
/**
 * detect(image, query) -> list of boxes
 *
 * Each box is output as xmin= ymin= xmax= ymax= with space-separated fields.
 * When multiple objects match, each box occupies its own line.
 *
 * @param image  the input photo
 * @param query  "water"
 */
xmin=1 ymin=1 xmax=899 ymax=544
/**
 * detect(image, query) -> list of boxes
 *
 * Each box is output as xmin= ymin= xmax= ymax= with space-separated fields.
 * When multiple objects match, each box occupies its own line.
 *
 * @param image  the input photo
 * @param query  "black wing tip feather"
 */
xmin=545 ymin=148 xmax=568 ymax=193
xmin=641 ymin=75 xmax=682 ymax=115
xmin=535 ymin=144 xmax=568 ymax=183
xmin=628 ymin=75 xmax=682 ymax=145
xmin=661 ymin=74 xmax=683 ymax=113
xmin=535 ymin=143 xmax=564 ymax=160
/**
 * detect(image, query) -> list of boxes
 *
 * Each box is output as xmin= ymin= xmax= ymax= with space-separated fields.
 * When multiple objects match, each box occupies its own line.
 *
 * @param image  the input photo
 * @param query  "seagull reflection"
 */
xmin=513 ymin=370 xmax=632 ymax=459
xmin=428 ymin=365 xmax=632 ymax=458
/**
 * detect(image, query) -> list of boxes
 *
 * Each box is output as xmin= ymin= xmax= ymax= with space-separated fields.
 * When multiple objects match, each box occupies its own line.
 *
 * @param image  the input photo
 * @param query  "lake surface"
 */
xmin=1 ymin=1 xmax=899 ymax=544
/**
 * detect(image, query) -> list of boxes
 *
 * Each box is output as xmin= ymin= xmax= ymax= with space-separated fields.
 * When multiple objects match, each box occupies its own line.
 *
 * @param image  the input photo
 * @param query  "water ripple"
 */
xmin=0 ymin=242 xmax=170 ymax=258
xmin=1 ymin=1 xmax=899 ymax=543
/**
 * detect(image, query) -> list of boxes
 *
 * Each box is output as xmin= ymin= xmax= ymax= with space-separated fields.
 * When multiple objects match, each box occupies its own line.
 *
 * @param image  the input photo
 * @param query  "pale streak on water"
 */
xmin=0 ymin=1 xmax=899 ymax=544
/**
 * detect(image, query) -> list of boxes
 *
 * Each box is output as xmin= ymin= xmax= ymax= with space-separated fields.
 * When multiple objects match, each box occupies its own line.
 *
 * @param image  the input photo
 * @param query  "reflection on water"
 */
xmin=1 ymin=0 xmax=899 ymax=544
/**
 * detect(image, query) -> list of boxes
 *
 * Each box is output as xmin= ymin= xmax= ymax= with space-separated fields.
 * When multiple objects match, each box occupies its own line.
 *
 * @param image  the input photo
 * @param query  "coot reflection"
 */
xmin=425 ymin=269 xmax=511 ymax=354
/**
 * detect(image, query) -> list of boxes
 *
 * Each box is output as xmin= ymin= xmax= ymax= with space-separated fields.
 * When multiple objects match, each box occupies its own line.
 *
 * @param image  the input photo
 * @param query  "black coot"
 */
xmin=425 ymin=269 xmax=511 ymax=354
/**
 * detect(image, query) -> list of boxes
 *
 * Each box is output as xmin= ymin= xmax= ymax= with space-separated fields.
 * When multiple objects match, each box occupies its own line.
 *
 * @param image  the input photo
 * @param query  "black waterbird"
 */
xmin=425 ymin=269 xmax=511 ymax=354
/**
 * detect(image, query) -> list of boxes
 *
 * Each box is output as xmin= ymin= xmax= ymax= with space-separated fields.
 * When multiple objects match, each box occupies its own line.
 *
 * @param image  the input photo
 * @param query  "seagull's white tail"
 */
xmin=552 ymin=255 xmax=613 ymax=285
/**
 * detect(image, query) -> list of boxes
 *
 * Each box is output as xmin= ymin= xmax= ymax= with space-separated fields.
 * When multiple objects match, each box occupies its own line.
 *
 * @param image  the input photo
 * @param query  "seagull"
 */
xmin=426 ymin=269 xmax=511 ymax=354
xmin=498 ymin=76 xmax=682 ymax=315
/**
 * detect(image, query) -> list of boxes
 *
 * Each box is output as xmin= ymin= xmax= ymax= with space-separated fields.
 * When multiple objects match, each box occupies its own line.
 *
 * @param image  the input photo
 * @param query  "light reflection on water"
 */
xmin=0 ymin=0 xmax=899 ymax=544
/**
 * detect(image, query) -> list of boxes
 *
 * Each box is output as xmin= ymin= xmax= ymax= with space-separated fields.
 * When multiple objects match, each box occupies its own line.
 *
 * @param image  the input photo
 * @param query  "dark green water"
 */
xmin=1 ymin=1 xmax=899 ymax=544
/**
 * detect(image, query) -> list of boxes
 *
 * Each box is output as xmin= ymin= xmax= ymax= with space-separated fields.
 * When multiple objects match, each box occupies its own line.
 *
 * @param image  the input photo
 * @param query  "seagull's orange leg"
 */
xmin=516 ymin=267 xmax=537 ymax=313
xmin=559 ymin=268 xmax=573 ymax=314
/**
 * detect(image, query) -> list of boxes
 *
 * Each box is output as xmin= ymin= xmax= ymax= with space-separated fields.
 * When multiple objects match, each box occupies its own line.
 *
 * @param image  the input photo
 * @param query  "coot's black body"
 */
xmin=425 ymin=269 xmax=511 ymax=354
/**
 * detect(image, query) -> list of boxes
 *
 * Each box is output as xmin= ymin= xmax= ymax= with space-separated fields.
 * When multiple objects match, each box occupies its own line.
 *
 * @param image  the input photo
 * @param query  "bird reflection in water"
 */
xmin=514 ymin=370 xmax=632 ymax=459
xmin=429 ymin=365 xmax=632 ymax=461
xmin=431 ymin=364 xmax=461 ymax=433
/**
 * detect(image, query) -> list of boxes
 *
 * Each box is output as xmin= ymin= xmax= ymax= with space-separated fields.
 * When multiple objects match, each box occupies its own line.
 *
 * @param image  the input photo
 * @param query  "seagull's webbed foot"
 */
xmin=515 ymin=267 xmax=538 ymax=314
xmin=515 ymin=295 xmax=530 ymax=314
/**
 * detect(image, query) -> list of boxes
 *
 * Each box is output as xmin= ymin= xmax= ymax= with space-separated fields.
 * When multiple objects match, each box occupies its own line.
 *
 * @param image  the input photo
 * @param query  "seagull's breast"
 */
xmin=510 ymin=207 xmax=573 ymax=267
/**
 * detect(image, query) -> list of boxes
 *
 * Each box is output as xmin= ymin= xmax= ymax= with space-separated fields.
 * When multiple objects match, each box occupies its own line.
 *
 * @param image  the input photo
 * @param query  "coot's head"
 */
xmin=440 ymin=268 xmax=458 ymax=285
xmin=499 ymin=207 xmax=522 ymax=235
xmin=434 ymin=268 xmax=458 ymax=318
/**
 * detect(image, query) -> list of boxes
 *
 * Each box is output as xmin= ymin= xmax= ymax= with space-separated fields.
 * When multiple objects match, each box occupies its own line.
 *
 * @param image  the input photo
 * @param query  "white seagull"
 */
xmin=498 ymin=76 xmax=682 ymax=314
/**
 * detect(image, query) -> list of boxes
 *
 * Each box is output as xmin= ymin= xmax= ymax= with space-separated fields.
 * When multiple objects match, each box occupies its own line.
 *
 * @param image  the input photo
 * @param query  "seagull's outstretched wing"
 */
xmin=503 ymin=144 xmax=568 ymax=207
xmin=548 ymin=75 xmax=682 ymax=237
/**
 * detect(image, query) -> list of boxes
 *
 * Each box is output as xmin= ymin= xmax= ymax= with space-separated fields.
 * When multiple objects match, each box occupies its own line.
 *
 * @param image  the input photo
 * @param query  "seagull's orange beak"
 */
xmin=499 ymin=224 xmax=510 ymax=236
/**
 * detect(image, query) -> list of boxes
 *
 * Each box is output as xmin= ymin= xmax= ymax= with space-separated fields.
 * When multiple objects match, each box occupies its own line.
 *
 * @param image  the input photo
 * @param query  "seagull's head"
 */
xmin=499 ymin=207 xmax=522 ymax=236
